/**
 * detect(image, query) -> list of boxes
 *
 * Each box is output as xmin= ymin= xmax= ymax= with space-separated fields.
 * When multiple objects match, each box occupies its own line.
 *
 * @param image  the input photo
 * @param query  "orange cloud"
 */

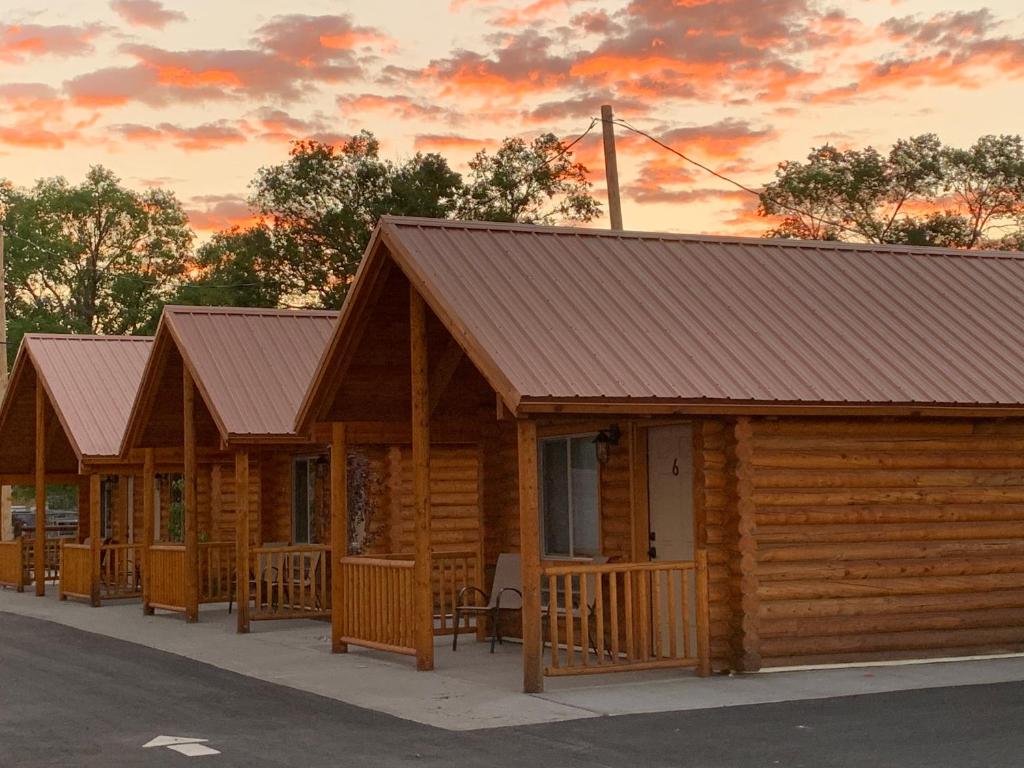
xmin=413 ymin=134 xmax=496 ymax=153
xmin=0 ymin=83 xmax=78 ymax=149
xmin=186 ymin=195 xmax=260 ymax=231
xmin=66 ymin=14 xmax=392 ymax=107
xmin=337 ymin=93 xmax=455 ymax=121
xmin=110 ymin=0 xmax=186 ymax=29
xmin=111 ymin=121 xmax=247 ymax=151
xmin=0 ymin=22 xmax=103 ymax=63
xmin=494 ymin=0 xmax=579 ymax=28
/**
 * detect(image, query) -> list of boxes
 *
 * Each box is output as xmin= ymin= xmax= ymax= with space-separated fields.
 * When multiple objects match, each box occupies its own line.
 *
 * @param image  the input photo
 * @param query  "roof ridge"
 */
xmin=380 ymin=216 xmax=1024 ymax=262
xmin=25 ymin=333 xmax=154 ymax=342
xmin=163 ymin=305 xmax=340 ymax=318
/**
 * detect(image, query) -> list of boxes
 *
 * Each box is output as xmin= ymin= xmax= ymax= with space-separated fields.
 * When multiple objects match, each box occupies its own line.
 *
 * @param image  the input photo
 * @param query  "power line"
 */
xmin=608 ymin=116 xmax=867 ymax=240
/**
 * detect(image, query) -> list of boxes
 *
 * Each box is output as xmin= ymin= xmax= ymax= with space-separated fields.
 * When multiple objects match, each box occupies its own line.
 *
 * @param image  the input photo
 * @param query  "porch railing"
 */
xmin=542 ymin=552 xmax=711 ymax=676
xmin=199 ymin=541 xmax=235 ymax=604
xmin=60 ymin=543 xmax=93 ymax=600
xmin=251 ymin=544 xmax=331 ymax=621
xmin=100 ymin=543 xmax=143 ymax=600
xmin=337 ymin=555 xmax=416 ymax=655
xmin=24 ymin=538 xmax=62 ymax=585
xmin=432 ymin=549 xmax=482 ymax=635
xmin=0 ymin=538 xmax=25 ymax=591
xmin=148 ymin=544 xmax=186 ymax=611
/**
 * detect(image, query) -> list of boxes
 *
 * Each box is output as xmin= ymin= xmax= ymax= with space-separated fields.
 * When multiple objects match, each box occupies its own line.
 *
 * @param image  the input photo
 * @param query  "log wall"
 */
xmin=749 ymin=417 xmax=1024 ymax=666
xmin=355 ymin=445 xmax=482 ymax=557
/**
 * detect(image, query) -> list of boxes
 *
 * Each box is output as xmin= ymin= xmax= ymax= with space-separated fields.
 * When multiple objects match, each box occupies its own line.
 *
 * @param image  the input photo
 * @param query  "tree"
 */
xmin=169 ymin=225 xmax=283 ymax=308
xmin=942 ymin=134 xmax=1024 ymax=248
xmin=459 ymin=133 xmax=601 ymax=224
xmin=0 ymin=166 xmax=192 ymax=356
xmin=758 ymin=134 xmax=1024 ymax=250
xmin=248 ymin=132 xmax=463 ymax=308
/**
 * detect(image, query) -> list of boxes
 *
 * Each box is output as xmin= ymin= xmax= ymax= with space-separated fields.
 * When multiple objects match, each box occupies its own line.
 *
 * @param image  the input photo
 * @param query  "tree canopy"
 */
xmin=0 ymin=166 xmax=192 ymax=354
xmin=758 ymin=134 xmax=1024 ymax=249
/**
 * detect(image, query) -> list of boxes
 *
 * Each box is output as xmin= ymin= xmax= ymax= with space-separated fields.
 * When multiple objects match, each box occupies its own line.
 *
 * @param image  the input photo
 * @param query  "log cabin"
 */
xmin=298 ymin=216 xmax=1024 ymax=693
xmin=0 ymin=334 xmax=153 ymax=603
xmin=119 ymin=306 xmax=342 ymax=628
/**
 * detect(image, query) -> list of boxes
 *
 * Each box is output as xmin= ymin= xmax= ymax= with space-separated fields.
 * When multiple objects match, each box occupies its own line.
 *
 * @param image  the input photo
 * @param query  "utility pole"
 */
xmin=0 ymin=230 xmax=10 ymax=542
xmin=600 ymin=104 xmax=624 ymax=231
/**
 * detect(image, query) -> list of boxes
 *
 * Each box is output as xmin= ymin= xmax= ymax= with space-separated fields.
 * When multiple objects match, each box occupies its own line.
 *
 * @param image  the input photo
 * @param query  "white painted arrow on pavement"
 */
xmin=143 ymin=735 xmax=221 ymax=757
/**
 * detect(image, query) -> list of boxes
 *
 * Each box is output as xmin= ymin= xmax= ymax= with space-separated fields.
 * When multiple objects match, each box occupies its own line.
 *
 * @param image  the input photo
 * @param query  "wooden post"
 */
xmin=34 ymin=377 xmax=46 ymax=596
xmin=600 ymin=104 xmax=624 ymax=231
xmin=410 ymin=287 xmax=434 ymax=672
xmin=89 ymin=473 xmax=101 ymax=606
xmin=695 ymin=549 xmax=711 ymax=676
xmin=183 ymin=367 xmax=199 ymax=623
xmin=330 ymin=422 xmax=348 ymax=653
xmin=734 ymin=417 xmax=761 ymax=671
xmin=142 ymin=448 xmax=155 ymax=615
xmin=517 ymin=419 xmax=543 ymax=693
xmin=235 ymin=449 xmax=250 ymax=634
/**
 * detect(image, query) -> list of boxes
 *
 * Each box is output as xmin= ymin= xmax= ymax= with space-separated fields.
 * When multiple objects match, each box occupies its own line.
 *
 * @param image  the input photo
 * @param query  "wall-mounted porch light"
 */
xmin=593 ymin=424 xmax=622 ymax=465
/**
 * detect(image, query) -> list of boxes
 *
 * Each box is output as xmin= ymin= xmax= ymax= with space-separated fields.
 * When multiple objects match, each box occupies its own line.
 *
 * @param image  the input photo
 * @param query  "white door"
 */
xmin=646 ymin=425 xmax=696 ymax=657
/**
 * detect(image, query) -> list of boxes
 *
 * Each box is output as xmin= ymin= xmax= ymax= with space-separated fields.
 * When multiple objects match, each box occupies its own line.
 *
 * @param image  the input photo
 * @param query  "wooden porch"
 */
xmin=313 ymin=275 xmax=714 ymax=691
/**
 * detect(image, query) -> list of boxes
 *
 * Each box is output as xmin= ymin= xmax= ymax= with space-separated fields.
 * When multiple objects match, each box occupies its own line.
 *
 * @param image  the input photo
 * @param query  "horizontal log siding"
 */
xmin=481 ymin=421 xmax=518 ymax=565
xmin=355 ymin=445 xmax=482 ymax=557
xmin=751 ymin=417 xmax=1024 ymax=666
xmin=394 ymin=446 xmax=481 ymax=552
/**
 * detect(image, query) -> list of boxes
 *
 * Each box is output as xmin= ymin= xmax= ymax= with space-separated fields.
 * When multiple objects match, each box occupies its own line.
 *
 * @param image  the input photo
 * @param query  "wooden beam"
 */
xmin=0 ymin=473 xmax=82 ymax=486
xmin=330 ymin=422 xmax=348 ymax=653
xmin=89 ymin=473 xmax=101 ymax=606
xmin=34 ymin=377 xmax=46 ymax=597
xmin=410 ymin=287 xmax=434 ymax=672
xmin=628 ymin=422 xmax=650 ymax=563
xmin=496 ymin=394 xmax=511 ymax=421
xmin=142 ymin=448 xmax=155 ymax=615
xmin=235 ymin=449 xmax=250 ymax=634
xmin=183 ymin=366 xmax=199 ymax=623
xmin=734 ymin=417 xmax=761 ymax=671
xmin=517 ymin=419 xmax=543 ymax=693
xmin=428 ymin=338 xmax=463 ymax=413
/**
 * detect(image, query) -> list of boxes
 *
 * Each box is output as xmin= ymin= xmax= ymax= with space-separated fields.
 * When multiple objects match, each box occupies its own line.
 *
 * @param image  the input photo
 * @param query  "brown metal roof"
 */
xmin=163 ymin=306 xmax=339 ymax=439
xmin=6 ymin=334 xmax=153 ymax=458
xmin=327 ymin=216 xmax=1024 ymax=412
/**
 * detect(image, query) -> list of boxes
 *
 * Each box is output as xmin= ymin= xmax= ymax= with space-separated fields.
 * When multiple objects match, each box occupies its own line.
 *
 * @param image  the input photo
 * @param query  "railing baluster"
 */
xmin=564 ymin=574 xmax=575 ymax=667
xmin=624 ymin=569 xmax=635 ymax=661
xmin=609 ymin=572 xmax=619 ymax=661
xmin=548 ymin=573 xmax=559 ymax=670
xmin=594 ymin=572 xmax=605 ymax=664
xmin=578 ymin=571 xmax=590 ymax=666
xmin=639 ymin=569 xmax=651 ymax=662
xmin=667 ymin=566 xmax=678 ymax=659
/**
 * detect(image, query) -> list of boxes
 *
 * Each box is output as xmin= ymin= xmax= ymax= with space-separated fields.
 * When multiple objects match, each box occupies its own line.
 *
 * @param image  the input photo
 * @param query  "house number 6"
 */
xmin=672 ymin=458 xmax=679 ymax=476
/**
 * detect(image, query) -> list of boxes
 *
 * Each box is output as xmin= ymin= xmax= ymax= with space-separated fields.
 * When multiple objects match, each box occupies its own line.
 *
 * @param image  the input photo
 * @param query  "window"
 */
xmin=540 ymin=435 xmax=600 ymax=558
xmin=99 ymin=479 xmax=116 ymax=540
xmin=292 ymin=457 xmax=319 ymax=544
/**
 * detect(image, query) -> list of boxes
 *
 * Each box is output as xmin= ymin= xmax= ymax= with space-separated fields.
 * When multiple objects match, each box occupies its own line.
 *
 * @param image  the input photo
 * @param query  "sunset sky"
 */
xmin=2 ymin=0 xmax=1023 ymax=236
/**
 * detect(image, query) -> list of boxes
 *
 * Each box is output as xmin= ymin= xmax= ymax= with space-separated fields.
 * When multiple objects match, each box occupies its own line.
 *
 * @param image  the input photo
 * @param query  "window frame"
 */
xmin=538 ymin=432 xmax=602 ymax=560
xmin=291 ymin=455 xmax=320 ymax=545
xmin=99 ymin=478 xmax=116 ymax=540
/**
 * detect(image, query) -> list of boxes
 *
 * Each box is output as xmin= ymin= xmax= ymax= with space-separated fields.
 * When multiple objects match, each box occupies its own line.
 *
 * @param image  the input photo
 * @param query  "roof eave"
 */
xmin=515 ymin=397 xmax=1024 ymax=418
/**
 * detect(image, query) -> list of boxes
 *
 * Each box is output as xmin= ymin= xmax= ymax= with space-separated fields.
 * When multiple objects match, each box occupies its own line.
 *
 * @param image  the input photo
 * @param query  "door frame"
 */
xmin=631 ymin=420 xmax=705 ymax=565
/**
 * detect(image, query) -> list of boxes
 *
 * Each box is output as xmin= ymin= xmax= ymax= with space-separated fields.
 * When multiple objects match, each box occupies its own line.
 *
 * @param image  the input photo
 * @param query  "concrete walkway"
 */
xmin=4 ymin=587 xmax=1024 ymax=731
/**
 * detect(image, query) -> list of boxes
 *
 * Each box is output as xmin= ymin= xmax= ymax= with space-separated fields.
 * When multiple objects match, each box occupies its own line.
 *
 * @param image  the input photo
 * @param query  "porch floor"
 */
xmin=5 ymin=586 xmax=1024 ymax=731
